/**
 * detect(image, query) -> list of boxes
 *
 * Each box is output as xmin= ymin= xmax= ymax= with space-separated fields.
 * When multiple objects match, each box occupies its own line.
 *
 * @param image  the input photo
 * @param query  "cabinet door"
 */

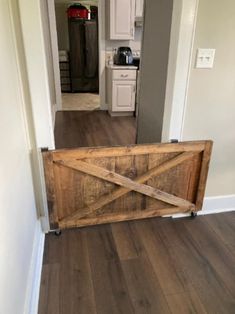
xmin=110 ymin=0 xmax=135 ymax=40
xmin=135 ymin=0 xmax=144 ymax=18
xmin=112 ymin=80 xmax=136 ymax=111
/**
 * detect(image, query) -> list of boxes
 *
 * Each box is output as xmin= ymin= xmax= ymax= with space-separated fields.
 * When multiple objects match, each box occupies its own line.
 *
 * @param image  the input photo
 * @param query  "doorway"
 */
xmin=49 ymin=0 xmax=145 ymax=149
xmin=54 ymin=1 xmax=100 ymax=111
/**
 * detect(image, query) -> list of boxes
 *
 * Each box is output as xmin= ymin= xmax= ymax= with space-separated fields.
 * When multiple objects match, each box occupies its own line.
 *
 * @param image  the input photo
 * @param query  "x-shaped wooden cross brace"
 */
xmin=55 ymin=151 xmax=196 ymax=225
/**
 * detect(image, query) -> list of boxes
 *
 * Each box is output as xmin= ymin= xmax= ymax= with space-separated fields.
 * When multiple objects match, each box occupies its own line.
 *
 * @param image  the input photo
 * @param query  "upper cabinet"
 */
xmin=135 ymin=0 xmax=144 ymax=18
xmin=108 ymin=0 xmax=135 ymax=40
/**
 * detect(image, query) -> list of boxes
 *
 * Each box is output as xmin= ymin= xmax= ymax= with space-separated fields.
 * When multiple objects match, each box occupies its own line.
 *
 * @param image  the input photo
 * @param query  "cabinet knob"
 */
xmin=121 ymin=74 xmax=128 ymax=77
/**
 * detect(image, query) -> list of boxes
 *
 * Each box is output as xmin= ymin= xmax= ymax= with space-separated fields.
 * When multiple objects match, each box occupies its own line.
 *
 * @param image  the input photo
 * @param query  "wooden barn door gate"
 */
xmin=42 ymin=141 xmax=212 ymax=230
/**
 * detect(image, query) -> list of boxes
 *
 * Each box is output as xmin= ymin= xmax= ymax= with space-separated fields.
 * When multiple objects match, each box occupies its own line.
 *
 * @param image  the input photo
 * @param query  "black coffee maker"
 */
xmin=115 ymin=47 xmax=133 ymax=65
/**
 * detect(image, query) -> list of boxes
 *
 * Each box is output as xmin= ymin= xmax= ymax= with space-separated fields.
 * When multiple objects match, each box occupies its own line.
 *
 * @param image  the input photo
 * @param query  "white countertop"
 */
xmin=106 ymin=64 xmax=138 ymax=70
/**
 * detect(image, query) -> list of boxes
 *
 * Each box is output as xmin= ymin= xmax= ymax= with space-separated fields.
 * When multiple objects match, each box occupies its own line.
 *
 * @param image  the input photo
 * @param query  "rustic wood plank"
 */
xmin=59 ymin=152 xmax=196 ymax=223
xmin=57 ymin=159 xmax=195 ymax=209
xmin=59 ymin=206 xmax=188 ymax=229
xmin=42 ymin=152 xmax=59 ymax=229
xmin=42 ymin=139 xmax=212 ymax=230
xmin=195 ymin=140 xmax=213 ymax=210
xmin=52 ymin=141 xmax=206 ymax=161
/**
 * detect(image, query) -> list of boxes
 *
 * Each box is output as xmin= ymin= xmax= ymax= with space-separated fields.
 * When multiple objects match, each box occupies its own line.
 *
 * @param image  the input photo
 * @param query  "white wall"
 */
xmin=106 ymin=27 xmax=143 ymax=52
xmin=18 ymin=0 xmax=55 ymax=148
xmin=182 ymin=0 xmax=235 ymax=196
xmin=0 ymin=1 xmax=44 ymax=313
xmin=40 ymin=0 xmax=59 ymax=118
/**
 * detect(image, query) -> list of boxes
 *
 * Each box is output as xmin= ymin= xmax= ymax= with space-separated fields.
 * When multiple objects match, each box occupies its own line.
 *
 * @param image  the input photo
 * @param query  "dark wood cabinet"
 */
xmin=68 ymin=18 xmax=99 ymax=92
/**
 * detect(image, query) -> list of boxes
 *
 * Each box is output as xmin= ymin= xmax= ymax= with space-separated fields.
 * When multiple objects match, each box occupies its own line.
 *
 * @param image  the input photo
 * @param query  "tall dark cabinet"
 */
xmin=68 ymin=14 xmax=99 ymax=93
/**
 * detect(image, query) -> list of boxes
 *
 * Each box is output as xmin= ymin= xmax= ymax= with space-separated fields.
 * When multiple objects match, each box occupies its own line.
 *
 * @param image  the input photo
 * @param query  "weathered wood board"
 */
xmin=42 ymin=141 xmax=213 ymax=230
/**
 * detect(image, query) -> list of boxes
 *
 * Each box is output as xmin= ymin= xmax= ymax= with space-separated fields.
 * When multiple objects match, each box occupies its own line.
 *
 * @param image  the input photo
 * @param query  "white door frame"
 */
xmin=17 ymin=0 xmax=199 ymax=232
xmin=47 ymin=0 xmax=62 ymax=111
xmin=162 ymin=0 xmax=199 ymax=142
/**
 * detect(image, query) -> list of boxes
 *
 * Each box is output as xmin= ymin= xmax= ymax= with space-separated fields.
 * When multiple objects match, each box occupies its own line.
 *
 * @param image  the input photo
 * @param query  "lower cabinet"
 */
xmin=107 ymin=67 xmax=137 ymax=116
xmin=112 ymin=80 xmax=136 ymax=111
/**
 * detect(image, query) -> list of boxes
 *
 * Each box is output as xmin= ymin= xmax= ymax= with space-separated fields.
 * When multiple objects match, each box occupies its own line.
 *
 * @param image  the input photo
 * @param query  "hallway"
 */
xmin=54 ymin=110 xmax=137 ymax=149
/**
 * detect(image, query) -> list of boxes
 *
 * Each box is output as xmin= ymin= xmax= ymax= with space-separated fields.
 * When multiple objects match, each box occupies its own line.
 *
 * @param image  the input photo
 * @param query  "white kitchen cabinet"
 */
xmin=108 ymin=0 xmax=135 ymax=40
xmin=112 ymin=80 xmax=136 ymax=111
xmin=107 ymin=66 xmax=137 ymax=116
xmin=135 ymin=0 xmax=144 ymax=18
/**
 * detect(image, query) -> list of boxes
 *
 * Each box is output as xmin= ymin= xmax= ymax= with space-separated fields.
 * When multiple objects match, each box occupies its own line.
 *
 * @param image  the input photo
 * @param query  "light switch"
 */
xmin=196 ymin=48 xmax=216 ymax=69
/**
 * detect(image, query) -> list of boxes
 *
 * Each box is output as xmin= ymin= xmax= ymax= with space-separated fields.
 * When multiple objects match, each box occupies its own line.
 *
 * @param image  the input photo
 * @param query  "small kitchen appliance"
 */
xmin=67 ymin=4 xmax=89 ymax=19
xmin=115 ymin=47 xmax=133 ymax=65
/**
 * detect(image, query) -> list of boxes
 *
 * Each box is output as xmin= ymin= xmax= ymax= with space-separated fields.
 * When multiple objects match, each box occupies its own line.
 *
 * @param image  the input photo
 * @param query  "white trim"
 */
xmin=24 ymin=222 xmax=45 ymax=314
xmin=98 ymin=0 xmax=107 ymax=110
xmin=171 ymin=195 xmax=235 ymax=218
xmin=8 ymin=0 xmax=50 ymax=231
xmin=18 ymin=0 xmax=55 ymax=149
xmin=47 ymin=0 xmax=62 ymax=111
xmin=162 ymin=0 xmax=199 ymax=141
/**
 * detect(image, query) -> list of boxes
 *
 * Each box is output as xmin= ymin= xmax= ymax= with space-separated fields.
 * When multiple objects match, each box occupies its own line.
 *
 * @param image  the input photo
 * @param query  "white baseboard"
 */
xmin=24 ymin=221 xmax=45 ymax=314
xmin=171 ymin=194 xmax=235 ymax=218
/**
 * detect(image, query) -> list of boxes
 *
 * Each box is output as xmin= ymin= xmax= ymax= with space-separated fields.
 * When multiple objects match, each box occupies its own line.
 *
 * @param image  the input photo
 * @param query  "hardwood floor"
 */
xmin=39 ymin=212 xmax=235 ymax=314
xmin=39 ymin=111 xmax=235 ymax=313
xmin=54 ymin=110 xmax=137 ymax=149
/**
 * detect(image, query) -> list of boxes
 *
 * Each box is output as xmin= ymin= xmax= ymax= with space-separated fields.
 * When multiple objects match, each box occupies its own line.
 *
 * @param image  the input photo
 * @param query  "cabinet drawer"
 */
xmin=112 ymin=70 xmax=136 ymax=80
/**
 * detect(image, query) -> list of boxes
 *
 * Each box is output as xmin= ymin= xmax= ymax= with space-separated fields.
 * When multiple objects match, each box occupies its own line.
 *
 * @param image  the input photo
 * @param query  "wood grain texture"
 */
xmin=195 ymin=140 xmax=213 ymax=210
xmin=57 ymin=158 xmax=194 ymax=210
xmin=39 ymin=212 xmax=235 ymax=314
xmin=54 ymin=110 xmax=137 ymax=149
xmin=43 ymin=141 xmax=211 ymax=230
xmin=59 ymin=206 xmax=187 ymax=229
xmin=45 ymin=111 xmax=213 ymax=229
xmin=52 ymin=141 xmax=206 ymax=161
xmin=42 ymin=152 xmax=59 ymax=229
xmin=60 ymin=152 xmax=196 ymax=224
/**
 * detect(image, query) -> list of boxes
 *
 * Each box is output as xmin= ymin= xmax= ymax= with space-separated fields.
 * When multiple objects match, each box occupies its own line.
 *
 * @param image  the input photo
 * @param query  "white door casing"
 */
xmin=162 ymin=0 xmax=199 ymax=142
xmin=17 ymin=0 xmax=199 ymax=231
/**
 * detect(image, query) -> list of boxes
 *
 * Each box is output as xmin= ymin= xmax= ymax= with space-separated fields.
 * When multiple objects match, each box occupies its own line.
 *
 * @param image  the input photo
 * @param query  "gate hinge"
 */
xmin=41 ymin=147 xmax=49 ymax=152
xmin=170 ymin=139 xmax=179 ymax=143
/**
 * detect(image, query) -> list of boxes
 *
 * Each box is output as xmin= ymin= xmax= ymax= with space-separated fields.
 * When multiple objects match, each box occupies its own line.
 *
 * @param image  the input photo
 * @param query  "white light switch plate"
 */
xmin=196 ymin=48 xmax=216 ymax=69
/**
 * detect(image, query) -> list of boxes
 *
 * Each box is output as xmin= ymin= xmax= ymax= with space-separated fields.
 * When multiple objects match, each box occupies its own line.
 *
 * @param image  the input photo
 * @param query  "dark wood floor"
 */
xmin=39 ymin=111 xmax=235 ymax=313
xmin=54 ymin=111 xmax=137 ymax=149
xmin=39 ymin=212 xmax=235 ymax=314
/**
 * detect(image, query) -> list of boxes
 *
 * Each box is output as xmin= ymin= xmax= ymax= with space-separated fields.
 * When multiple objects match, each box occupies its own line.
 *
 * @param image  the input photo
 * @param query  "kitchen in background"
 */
xmin=54 ymin=0 xmax=144 ymax=113
xmin=55 ymin=0 xmax=100 ymax=111
xmin=105 ymin=0 xmax=144 ymax=116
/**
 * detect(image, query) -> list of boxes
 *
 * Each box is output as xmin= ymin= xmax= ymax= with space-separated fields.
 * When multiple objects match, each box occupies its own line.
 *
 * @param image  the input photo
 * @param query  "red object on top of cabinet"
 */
xmin=67 ymin=4 xmax=89 ymax=19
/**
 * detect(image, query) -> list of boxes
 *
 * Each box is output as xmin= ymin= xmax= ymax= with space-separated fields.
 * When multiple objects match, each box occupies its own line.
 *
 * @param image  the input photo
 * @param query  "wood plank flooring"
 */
xmin=39 ymin=212 xmax=235 ymax=314
xmin=54 ymin=110 xmax=137 ymax=149
xmin=39 ymin=112 xmax=235 ymax=313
